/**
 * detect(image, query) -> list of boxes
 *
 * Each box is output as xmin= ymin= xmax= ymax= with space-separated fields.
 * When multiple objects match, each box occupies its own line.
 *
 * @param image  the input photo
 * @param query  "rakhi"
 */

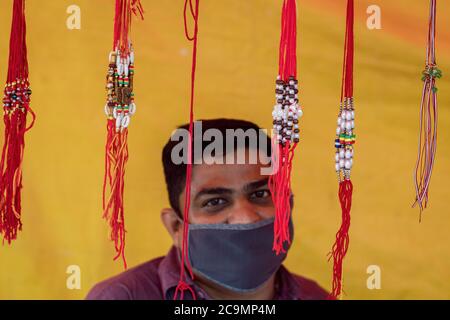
xmin=269 ymin=0 xmax=302 ymax=256
xmin=103 ymin=0 xmax=143 ymax=268
xmin=0 ymin=0 xmax=35 ymax=244
xmin=329 ymin=0 xmax=355 ymax=300
xmin=413 ymin=0 xmax=441 ymax=218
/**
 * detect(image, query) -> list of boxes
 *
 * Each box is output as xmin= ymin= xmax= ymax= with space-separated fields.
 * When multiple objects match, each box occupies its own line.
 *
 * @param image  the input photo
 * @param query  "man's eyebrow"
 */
xmin=194 ymin=187 xmax=234 ymax=201
xmin=243 ymin=178 xmax=269 ymax=192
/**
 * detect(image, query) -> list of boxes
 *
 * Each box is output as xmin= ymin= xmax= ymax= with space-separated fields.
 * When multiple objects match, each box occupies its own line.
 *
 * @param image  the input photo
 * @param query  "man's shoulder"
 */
xmin=86 ymin=255 xmax=165 ymax=300
xmin=287 ymin=271 xmax=329 ymax=300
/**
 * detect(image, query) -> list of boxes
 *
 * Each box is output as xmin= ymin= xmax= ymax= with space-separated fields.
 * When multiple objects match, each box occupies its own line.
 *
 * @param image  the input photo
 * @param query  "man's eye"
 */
xmin=251 ymin=190 xmax=271 ymax=199
xmin=203 ymin=198 xmax=227 ymax=208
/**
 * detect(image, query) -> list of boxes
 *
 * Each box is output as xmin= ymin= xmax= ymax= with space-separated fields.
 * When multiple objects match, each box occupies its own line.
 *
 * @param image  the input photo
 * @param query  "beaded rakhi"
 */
xmin=269 ymin=0 xmax=301 ymax=256
xmin=102 ymin=0 xmax=143 ymax=268
xmin=0 ymin=0 xmax=35 ymax=244
xmin=329 ymin=0 xmax=355 ymax=300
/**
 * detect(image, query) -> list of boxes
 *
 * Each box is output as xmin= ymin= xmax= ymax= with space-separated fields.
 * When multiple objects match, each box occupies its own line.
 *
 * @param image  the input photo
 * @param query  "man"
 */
xmin=87 ymin=118 xmax=328 ymax=300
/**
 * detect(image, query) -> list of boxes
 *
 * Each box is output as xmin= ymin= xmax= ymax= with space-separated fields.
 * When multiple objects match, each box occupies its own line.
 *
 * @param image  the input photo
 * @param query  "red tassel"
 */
xmin=413 ymin=0 xmax=440 ymax=219
xmin=102 ymin=0 xmax=143 ymax=268
xmin=174 ymin=0 xmax=200 ymax=300
xmin=103 ymin=122 xmax=129 ymax=268
xmin=270 ymin=143 xmax=297 ymax=254
xmin=269 ymin=0 xmax=299 ymax=255
xmin=328 ymin=179 xmax=352 ymax=299
xmin=0 ymin=0 xmax=35 ymax=244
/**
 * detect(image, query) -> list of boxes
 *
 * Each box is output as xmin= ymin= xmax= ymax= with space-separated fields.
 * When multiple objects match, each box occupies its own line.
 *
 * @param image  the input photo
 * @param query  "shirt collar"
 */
xmin=158 ymin=246 xmax=209 ymax=300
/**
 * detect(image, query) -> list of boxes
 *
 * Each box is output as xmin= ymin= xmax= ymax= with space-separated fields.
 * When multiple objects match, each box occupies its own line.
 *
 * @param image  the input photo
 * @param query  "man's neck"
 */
xmin=195 ymin=274 xmax=276 ymax=300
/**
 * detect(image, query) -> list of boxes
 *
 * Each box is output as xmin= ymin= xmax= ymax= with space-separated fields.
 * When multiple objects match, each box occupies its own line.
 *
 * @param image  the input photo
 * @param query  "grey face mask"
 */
xmin=185 ymin=217 xmax=294 ymax=293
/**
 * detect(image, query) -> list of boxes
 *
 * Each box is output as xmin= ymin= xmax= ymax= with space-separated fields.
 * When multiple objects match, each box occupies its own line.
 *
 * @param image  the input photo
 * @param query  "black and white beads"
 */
xmin=334 ymin=97 xmax=356 ymax=180
xmin=272 ymin=75 xmax=303 ymax=145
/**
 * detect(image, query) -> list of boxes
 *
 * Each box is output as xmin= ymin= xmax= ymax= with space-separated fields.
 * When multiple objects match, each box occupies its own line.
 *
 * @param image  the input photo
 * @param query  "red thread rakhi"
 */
xmin=413 ymin=0 xmax=441 ymax=218
xmin=329 ymin=0 xmax=355 ymax=300
xmin=103 ymin=0 xmax=143 ymax=268
xmin=174 ymin=0 xmax=200 ymax=301
xmin=269 ymin=0 xmax=301 ymax=255
xmin=0 ymin=0 xmax=35 ymax=244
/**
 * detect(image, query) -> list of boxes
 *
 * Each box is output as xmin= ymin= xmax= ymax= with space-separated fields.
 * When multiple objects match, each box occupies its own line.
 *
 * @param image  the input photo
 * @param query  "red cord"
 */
xmin=174 ymin=0 xmax=200 ymax=301
xmin=277 ymin=0 xmax=297 ymax=80
xmin=113 ymin=0 xmax=144 ymax=55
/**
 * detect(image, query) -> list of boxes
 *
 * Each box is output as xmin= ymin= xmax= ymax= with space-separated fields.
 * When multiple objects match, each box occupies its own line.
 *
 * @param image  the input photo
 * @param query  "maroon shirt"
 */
xmin=86 ymin=246 xmax=328 ymax=300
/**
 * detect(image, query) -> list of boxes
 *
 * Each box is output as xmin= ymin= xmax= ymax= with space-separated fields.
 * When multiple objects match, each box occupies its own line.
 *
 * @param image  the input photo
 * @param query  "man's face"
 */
xmin=178 ymin=148 xmax=275 ymax=225
xmin=159 ymin=147 xmax=284 ymax=296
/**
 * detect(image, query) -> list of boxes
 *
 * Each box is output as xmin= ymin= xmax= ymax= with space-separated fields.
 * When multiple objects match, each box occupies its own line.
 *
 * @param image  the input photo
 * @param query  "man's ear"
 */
xmin=161 ymin=208 xmax=182 ymax=248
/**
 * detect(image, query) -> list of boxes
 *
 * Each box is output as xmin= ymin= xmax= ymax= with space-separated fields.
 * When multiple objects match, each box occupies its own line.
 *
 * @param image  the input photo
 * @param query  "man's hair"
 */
xmin=162 ymin=118 xmax=272 ymax=215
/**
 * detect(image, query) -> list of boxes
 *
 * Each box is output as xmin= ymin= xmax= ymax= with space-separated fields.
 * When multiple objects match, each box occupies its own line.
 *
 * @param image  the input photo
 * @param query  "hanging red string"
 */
xmin=103 ymin=0 xmax=143 ymax=269
xmin=174 ymin=0 xmax=200 ymax=301
xmin=413 ymin=0 xmax=440 ymax=219
xmin=0 ymin=0 xmax=35 ymax=244
xmin=328 ymin=0 xmax=355 ymax=300
xmin=269 ymin=0 xmax=301 ymax=255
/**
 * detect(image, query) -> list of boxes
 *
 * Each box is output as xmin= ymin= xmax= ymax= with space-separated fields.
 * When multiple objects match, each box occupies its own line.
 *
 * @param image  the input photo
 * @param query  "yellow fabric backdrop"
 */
xmin=0 ymin=0 xmax=449 ymax=299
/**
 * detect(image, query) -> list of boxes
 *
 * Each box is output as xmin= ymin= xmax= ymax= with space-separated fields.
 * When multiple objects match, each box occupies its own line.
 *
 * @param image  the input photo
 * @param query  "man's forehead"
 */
xmin=191 ymin=161 xmax=268 ymax=191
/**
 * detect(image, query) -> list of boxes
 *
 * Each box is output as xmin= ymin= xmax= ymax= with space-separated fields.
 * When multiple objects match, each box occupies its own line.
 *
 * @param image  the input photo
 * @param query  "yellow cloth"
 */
xmin=0 ymin=0 xmax=449 ymax=299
